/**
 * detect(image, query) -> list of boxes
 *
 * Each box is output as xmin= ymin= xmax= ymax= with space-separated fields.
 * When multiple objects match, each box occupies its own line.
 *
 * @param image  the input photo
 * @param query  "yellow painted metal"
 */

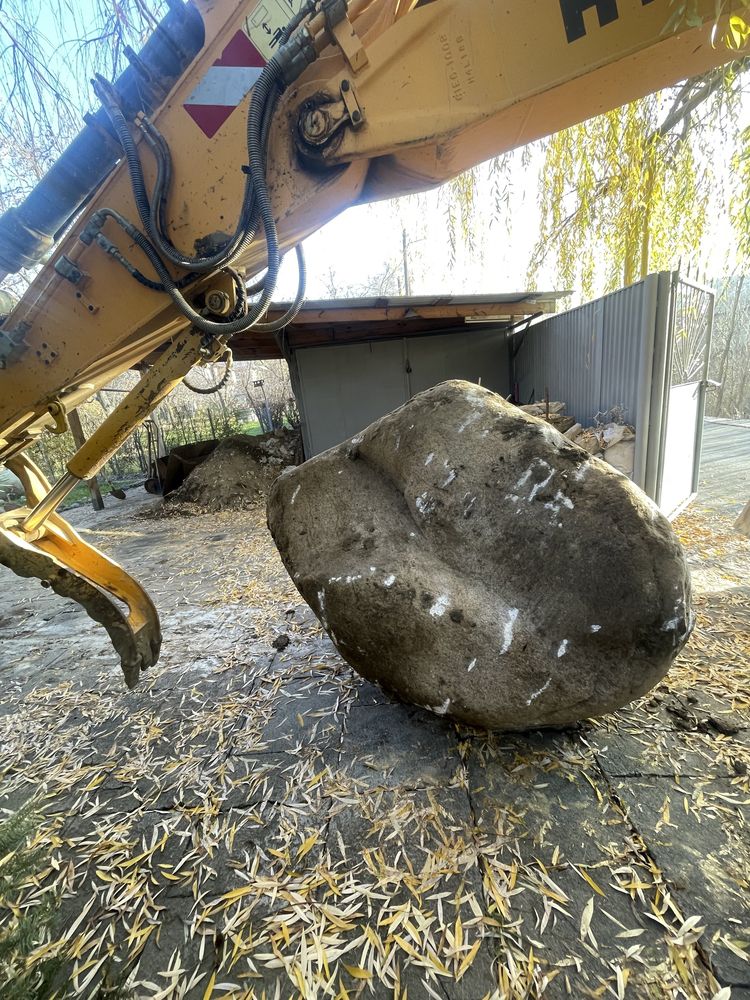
xmin=0 ymin=456 xmax=160 ymax=686
xmin=320 ymin=0 xmax=740 ymax=188
xmin=67 ymin=329 xmax=212 ymax=480
xmin=17 ymin=328 xmax=210 ymax=535
xmin=1 ymin=0 xmax=740 ymax=465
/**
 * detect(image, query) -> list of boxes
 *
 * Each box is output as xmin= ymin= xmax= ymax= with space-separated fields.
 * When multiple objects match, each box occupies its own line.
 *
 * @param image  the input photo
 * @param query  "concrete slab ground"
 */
xmin=0 ymin=430 xmax=747 ymax=1000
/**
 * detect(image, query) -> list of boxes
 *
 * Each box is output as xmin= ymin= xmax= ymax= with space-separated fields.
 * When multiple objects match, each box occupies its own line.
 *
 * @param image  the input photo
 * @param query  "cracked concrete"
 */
xmin=0 ymin=480 xmax=748 ymax=999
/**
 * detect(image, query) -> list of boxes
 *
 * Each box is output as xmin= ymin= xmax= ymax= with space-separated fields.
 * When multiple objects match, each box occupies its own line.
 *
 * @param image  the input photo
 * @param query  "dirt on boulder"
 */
xmin=164 ymin=429 xmax=301 ymax=513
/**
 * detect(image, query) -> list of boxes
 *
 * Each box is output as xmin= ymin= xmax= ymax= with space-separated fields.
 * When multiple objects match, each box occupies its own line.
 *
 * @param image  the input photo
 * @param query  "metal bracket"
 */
xmin=322 ymin=0 xmax=369 ymax=73
xmin=55 ymin=254 xmax=85 ymax=285
xmin=47 ymin=400 xmax=70 ymax=435
xmin=340 ymin=79 xmax=364 ymax=129
xmin=297 ymin=79 xmax=365 ymax=155
xmin=0 ymin=320 xmax=31 ymax=370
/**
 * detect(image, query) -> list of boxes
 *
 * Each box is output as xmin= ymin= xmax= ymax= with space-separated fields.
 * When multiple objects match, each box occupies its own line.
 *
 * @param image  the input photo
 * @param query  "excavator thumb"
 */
xmin=0 ymin=456 xmax=160 ymax=687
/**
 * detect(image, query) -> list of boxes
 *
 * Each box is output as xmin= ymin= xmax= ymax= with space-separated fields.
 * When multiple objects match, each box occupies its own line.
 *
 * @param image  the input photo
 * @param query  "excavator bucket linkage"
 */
xmin=0 ymin=456 xmax=161 ymax=687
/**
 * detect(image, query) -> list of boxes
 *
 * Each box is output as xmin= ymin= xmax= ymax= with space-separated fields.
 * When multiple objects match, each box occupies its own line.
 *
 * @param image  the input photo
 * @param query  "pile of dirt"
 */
xmin=163 ymin=429 xmax=301 ymax=513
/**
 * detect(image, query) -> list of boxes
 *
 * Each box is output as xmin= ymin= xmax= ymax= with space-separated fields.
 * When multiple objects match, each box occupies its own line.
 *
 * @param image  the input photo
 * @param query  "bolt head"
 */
xmin=303 ymin=108 xmax=329 ymax=140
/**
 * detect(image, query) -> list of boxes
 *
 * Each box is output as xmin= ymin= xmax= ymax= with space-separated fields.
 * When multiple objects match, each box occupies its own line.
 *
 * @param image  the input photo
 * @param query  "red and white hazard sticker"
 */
xmin=183 ymin=1 xmax=304 ymax=139
xmin=183 ymin=31 xmax=266 ymax=139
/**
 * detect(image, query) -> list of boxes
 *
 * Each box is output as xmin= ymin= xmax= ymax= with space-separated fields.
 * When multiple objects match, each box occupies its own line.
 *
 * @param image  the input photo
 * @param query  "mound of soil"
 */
xmin=164 ymin=429 xmax=301 ymax=513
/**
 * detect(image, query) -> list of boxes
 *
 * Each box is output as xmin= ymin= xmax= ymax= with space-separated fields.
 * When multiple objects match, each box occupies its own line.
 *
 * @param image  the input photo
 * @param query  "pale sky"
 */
xmin=286 ymin=150 xmax=548 ymax=300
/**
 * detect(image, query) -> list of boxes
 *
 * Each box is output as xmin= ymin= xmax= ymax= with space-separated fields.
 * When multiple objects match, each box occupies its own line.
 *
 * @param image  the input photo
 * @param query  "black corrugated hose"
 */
xmin=86 ymin=11 xmax=311 ymax=339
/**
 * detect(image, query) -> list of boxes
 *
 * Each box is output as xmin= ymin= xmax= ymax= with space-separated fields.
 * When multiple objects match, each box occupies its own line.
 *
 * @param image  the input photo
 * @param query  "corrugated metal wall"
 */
xmin=513 ymin=275 xmax=659 ymax=429
xmin=289 ymin=273 xmax=714 ymax=512
xmin=291 ymin=327 xmax=511 ymax=456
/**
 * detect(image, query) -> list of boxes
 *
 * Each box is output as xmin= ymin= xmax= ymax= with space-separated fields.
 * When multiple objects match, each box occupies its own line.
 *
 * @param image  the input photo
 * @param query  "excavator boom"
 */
xmin=0 ymin=0 xmax=742 ymax=684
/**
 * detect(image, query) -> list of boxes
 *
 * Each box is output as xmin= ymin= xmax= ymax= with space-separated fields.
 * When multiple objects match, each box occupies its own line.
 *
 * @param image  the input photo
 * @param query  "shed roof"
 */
xmin=230 ymin=291 xmax=567 ymax=360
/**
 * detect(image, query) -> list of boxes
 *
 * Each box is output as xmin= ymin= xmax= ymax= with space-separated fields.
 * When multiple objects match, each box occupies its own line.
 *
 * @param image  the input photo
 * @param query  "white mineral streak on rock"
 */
xmin=545 ymin=490 xmax=574 ymax=516
xmin=442 ymin=470 xmax=457 ymax=488
xmin=383 ymin=574 xmax=396 ymax=588
xmin=394 ymin=435 xmax=401 ymax=450
xmin=290 ymin=485 xmax=301 ymax=504
xmin=351 ymin=435 xmax=363 ymax=445
xmin=515 ymin=458 xmax=555 ymax=502
xmin=529 ymin=464 xmax=554 ymax=501
xmin=318 ymin=589 xmax=327 ymax=628
xmin=425 ymin=453 xmax=435 ymax=466
xmin=416 ymin=492 xmax=436 ymax=516
xmin=467 ymin=658 xmax=477 ymax=672
xmin=500 ymin=608 xmax=519 ymax=654
xmin=590 ymin=624 xmax=602 ymax=632
xmin=662 ymin=597 xmax=687 ymax=632
xmin=574 ymin=461 xmax=590 ymax=481
xmin=429 ymin=594 xmax=451 ymax=618
xmin=516 ymin=467 xmax=533 ymax=488
xmin=538 ymin=422 xmax=562 ymax=445
xmin=458 ymin=411 xmax=481 ymax=433
xmin=430 ymin=698 xmax=451 ymax=716
xmin=527 ymin=676 xmax=551 ymax=705
xmin=557 ymin=639 xmax=569 ymax=657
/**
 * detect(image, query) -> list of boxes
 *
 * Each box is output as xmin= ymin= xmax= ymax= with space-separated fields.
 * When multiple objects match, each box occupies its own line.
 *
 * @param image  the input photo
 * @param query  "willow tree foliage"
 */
xmin=0 ymin=0 xmax=168 ymax=210
xmin=527 ymin=57 xmax=750 ymax=297
xmin=527 ymin=0 xmax=750 ymax=296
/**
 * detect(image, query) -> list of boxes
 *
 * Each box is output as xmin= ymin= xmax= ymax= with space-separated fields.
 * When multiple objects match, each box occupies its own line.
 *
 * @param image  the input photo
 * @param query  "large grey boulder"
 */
xmin=267 ymin=381 xmax=692 ymax=730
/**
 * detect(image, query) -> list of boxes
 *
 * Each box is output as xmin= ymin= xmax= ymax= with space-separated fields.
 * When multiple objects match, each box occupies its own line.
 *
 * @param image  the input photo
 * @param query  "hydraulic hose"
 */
xmin=94 ymin=71 xmax=281 ymax=277
xmin=183 ymin=348 xmax=234 ymax=394
xmin=138 ymin=88 xmax=281 ymax=273
xmin=89 ymin=208 xmax=275 ymax=337
xmin=87 ymin=4 xmax=317 ymax=337
xmin=252 ymin=244 xmax=307 ymax=333
xmin=94 ymin=232 xmax=199 ymax=291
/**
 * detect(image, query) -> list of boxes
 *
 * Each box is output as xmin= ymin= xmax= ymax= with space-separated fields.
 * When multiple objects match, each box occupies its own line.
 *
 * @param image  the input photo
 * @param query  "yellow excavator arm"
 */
xmin=0 ymin=0 xmax=741 ymax=684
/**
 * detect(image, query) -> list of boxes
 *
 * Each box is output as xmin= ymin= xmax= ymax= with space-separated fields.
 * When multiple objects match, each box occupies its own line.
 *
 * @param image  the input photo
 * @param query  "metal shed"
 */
xmin=241 ymin=274 xmax=713 ymax=517
xmin=512 ymin=272 xmax=714 ymax=516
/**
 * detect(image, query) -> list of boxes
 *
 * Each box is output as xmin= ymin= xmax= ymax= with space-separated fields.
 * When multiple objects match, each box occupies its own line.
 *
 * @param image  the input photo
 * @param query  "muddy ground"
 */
xmin=0 ymin=467 xmax=747 ymax=999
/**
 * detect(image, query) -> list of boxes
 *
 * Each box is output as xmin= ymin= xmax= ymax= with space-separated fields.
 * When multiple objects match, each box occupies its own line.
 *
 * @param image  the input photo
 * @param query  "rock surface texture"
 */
xmin=267 ymin=381 xmax=693 ymax=730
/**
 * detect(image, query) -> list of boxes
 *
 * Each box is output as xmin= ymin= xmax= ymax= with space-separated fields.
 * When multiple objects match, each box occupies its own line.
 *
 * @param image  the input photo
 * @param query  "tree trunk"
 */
xmin=716 ymin=275 xmax=744 ymax=417
xmin=734 ymin=499 xmax=750 ymax=537
xmin=69 ymin=408 xmax=104 ymax=511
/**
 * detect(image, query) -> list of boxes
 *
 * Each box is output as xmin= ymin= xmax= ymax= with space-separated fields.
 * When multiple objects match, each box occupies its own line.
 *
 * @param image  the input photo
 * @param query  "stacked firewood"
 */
xmin=518 ymin=401 xmax=636 ymax=478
